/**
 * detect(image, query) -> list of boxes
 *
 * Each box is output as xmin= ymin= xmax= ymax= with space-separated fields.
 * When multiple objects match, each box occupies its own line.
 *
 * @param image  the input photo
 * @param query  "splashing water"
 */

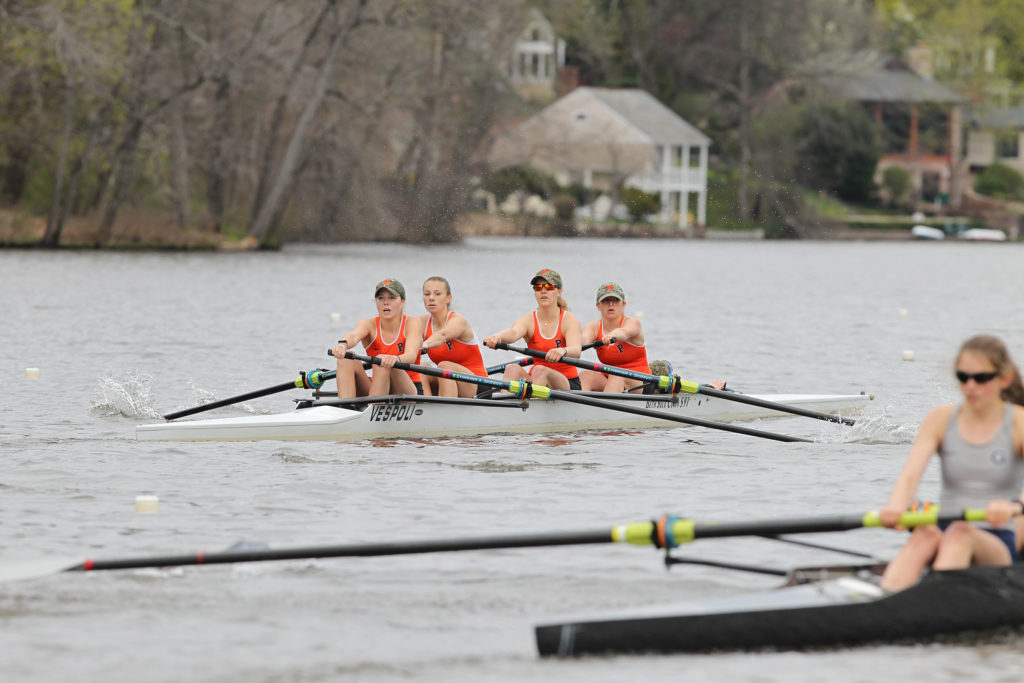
xmin=827 ymin=410 xmax=919 ymax=445
xmin=91 ymin=370 xmax=162 ymax=419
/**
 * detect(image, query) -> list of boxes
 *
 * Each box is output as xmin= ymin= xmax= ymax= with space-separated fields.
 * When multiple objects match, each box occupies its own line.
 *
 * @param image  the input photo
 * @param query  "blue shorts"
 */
xmin=938 ymin=522 xmax=1020 ymax=562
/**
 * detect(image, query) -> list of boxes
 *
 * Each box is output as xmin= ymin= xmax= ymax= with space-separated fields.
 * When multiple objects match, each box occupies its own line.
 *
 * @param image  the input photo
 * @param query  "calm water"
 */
xmin=2 ymin=237 xmax=1024 ymax=682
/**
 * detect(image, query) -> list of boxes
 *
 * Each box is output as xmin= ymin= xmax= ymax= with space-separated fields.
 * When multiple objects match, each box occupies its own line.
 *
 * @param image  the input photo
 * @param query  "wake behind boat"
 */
xmin=136 ymin=389 xmax=871 ymax=442
xmin=535 ymin=561 xmax=1024 ymax=656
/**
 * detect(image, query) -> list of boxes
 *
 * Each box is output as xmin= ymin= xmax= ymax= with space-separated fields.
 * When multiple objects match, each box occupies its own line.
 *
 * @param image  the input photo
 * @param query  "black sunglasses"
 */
xmin=956 ymin=370 xmax=999 ymax=384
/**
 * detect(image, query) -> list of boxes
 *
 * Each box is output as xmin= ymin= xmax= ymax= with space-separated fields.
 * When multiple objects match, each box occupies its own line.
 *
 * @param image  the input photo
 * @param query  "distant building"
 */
xmin=965 ymin=106 xmax=1024 ymax=176
xmin=489 ymin=87 xmax=710 ymax=229
xmin=814 ymin=51 xmax=965 ymax=207
xmin=508 ymin=9 xmax=565 ymax=103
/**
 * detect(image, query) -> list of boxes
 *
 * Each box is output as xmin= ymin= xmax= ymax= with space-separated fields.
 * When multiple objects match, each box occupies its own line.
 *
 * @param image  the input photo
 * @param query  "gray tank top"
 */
xmin=939 ymin=403 xmax=1024 ymax=529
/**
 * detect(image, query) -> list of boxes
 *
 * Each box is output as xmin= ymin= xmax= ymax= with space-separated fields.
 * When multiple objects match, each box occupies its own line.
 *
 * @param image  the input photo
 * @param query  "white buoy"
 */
xmin=902 ymin=350 xmax=915 ymax=361
xmin=899 ymin=309 xmax=908 ymax=318
xmin=634 ymin=311 xmax=645 ymax=320
xmin=25 ymin=368 xmax=40 ymax=379
xmin=135 ymin=495 xmax=159 ymax=514
xmin=330 ymin=312 xmax=342 ymax=323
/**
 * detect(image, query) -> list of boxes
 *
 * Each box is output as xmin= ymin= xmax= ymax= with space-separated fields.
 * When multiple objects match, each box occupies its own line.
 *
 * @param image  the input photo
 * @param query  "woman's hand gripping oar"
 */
xmin=485 ymin=339 xmax=608 ymax=376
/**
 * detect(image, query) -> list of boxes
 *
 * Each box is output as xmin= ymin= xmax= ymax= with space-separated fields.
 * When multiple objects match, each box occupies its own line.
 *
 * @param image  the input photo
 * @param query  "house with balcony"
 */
xmin=488 ymin=87 xmax=710 ymax=229
xmin=507 ymin=8 xmax=566 ymax=102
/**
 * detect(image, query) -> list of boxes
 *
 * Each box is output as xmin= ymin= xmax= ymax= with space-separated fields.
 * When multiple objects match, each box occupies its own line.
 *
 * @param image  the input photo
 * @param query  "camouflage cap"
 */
xmin=531 ymin=268 xmax=563 ymax=288
xmin=648 ymin=359 xmax=674 ymax=378
xmin=595 ymin=282 xmax=626 ymax=303
xmin=374 ymin=278 xmax=406 ymax=300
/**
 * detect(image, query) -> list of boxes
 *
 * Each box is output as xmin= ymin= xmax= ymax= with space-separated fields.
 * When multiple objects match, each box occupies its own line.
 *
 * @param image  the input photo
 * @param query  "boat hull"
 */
xmin=535 ymin=564 xmax=1024 ymax=656
xmin=136 ymin=392 xmax=870 ymax=442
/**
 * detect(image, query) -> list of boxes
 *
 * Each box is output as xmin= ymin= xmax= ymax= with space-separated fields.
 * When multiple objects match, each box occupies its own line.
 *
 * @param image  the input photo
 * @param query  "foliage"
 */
xmin=550 ymin=194 xmax=576 ymax=221
xmin=480 ymin=165 xmax=559 ymax=202
xmin=795 ymin=99 xmax=880 ymax=204
xmin=974 ymin=162 xmax=1024 ymax=200
xmin=620 ymin=186 xmax=659 ymax=222
xmin=881 ymin=166 xmax=912 ymax=206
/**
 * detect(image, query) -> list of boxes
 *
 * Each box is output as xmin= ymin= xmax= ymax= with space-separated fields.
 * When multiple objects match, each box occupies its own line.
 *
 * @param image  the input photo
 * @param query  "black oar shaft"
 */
xmin=547 ymin=389 xmax=810 ymax=443
xmin=497 ymin=343 xmax=855 ymax=426
xmin=696 ymin=386 xmax=856 ymax=426
xmin=162 ymin=375 xmax=332 ymax=421
xmin=69 ymin=530 xmax=613 ymax=572
xmin=60 ymin=510 xmax=986 ymax=575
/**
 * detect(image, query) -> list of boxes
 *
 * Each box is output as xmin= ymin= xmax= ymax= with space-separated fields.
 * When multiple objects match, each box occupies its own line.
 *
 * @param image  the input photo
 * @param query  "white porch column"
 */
xmin=697 ymin=144 xmax=708 ymax=226
xmin=680 ymin=191 xmax=689 ymax=229
xmin=660 ymin=144 xmax=671 ymax=225
xmin=682 ymin=145 xmax=690 ymax=187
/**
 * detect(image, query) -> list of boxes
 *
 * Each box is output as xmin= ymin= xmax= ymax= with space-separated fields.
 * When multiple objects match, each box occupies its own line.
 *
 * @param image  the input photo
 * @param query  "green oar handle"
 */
xmin=629 ymin=509 xmax=989 ymax=549
xmin=495 ymin=343 xmax=855 ymax=427
xmin=59 ymin=509 xmax=988 ymax=576
xmin=329 ymin=350 xmax=807 ymax=442
xmin=162 ymin=369 xmax=334 ymax=421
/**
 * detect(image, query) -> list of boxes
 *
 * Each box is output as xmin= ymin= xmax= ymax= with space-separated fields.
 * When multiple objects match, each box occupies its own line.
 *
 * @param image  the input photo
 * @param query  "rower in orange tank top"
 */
xmin=595 ymin=316 xmax=650 ymax=374
xmin=419 ymin=276 xmax=488 ymax=398
xmin=483 ymin=268 xmax=583 ymax=392
xmin=580 ymin=282 xmax=724 ymax=393
xmin=365 ymin=314 xmax=422 ymax=383
xmin=526 ymin=310 xmax=580 ymax=380
xmin=331 ymin=278 xmax=425 ymax=399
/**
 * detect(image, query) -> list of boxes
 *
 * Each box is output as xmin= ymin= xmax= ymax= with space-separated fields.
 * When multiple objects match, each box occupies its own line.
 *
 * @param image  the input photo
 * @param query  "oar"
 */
xmin=331 ymin=350 xmax=809 ymax=442
xmin=486 ymin=357 xmax=533 ymax=375
xmin=163 ymin=369 xmax=332 ymax=421
xmin=494 ymin=343 xmax=856 ymax=426
xmin=485 ymin=340 xmax=607 ymax=376
xmin=1 ymin=509 xmax=986 ymax=582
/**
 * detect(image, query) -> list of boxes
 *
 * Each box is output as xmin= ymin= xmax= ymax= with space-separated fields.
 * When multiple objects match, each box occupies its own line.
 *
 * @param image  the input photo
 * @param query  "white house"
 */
xmin=489 ymin=87 xmax=711 ymax=229
xmin=966 ymin=106 xmax=1024 ymax=176
xmin=508 ymin=8 xmax=566 ymax=102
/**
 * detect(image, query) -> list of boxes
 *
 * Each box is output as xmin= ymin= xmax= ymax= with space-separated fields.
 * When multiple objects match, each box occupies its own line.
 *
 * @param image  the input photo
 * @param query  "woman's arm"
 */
xmin=483 ymin=315 xmax=531 ymax=349
xmin=602 ymin=316 xmax=642 ymax=345
xmin=879 ymin=405 xmax=950 ymax=526
xmin=423 ymin=313 xmax=468 ymax=349
xmin=546 ymin=311 xmax=582 ymax=362
xmin=332 ymin=319 xmax=374 ymax=358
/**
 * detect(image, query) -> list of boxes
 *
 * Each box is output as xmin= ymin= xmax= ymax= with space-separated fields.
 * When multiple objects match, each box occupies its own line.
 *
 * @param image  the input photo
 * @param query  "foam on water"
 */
xmin=89 ymin=370 xmax=162 ymax=420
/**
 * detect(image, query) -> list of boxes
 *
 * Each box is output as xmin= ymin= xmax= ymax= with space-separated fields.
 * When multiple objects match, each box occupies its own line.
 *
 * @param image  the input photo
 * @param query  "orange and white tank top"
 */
xmin=425 ymin=312 xmax=487 ymax=377
xmin=527 ymin=310 xmax=579 ymax=380
xmin=595 ymin=317 xmax=651 ymax=374
xmin=366 ymin=315 xmax=421 ymax=383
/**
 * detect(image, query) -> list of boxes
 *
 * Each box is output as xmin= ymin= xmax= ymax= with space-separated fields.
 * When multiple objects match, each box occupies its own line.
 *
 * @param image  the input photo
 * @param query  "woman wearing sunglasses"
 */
xmin=331 ymin=278 xmax=424 ymax=398
xmin=878 ymin=334 xmax=1024 ymax=591
xmin=483 ymin=268 xmax=582 ymax=390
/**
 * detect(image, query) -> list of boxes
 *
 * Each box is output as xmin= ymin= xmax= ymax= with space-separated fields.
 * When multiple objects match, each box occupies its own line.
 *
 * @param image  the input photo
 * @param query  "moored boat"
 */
xmin=136 ymin=390 xmax=871 ymax=442
xmin=535 ymin=562 xmax=1024 ymax=656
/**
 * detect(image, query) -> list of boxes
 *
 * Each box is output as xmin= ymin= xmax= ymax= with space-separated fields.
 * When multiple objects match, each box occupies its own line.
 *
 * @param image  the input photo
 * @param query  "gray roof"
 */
xmin=834 ymin=70 xmax=964 ymax=104
xmin=800 ymin=50 xmax=964 ymax=104
xmin=580 ymin=87 xmax=711 ymax=145
xmin=971 ymin=106 xmax=1024 ymax=128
